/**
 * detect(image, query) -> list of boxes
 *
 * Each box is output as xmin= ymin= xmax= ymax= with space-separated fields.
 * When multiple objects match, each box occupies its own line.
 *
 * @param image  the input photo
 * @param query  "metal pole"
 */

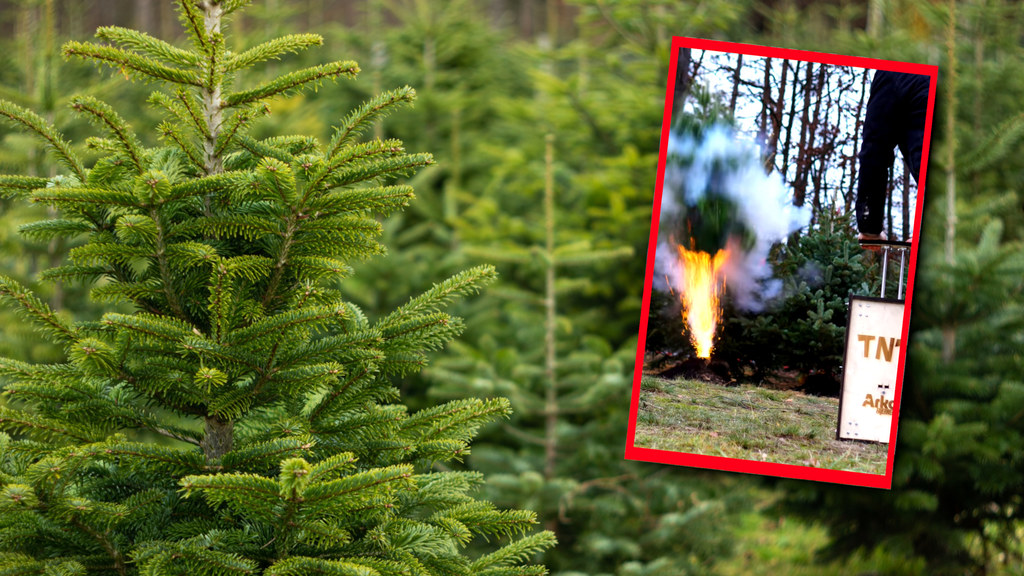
xmin=898 ymin=249 xmax=906 ymax=300
xmin=880 ymin=246 xmax=889 ymax=298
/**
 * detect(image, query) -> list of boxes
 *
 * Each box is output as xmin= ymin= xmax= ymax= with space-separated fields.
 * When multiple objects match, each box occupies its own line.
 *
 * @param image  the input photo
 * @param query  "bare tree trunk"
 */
xmin=674 ymin=47 xmax=692 ymax=107
xmin=846 ymin=69 xmax=870 ymax=211
xmin=781 ymin=60 xmax=800 ymax=181
xmin=729 ymin=53 xmax=743 ymax=116
xmin=759 ymin=57 xmax=772 ymax=138
xmin=764 ymin=58 xmax=788 ymax=173
xmin=793 ymin=62 xmax=812 ymax=206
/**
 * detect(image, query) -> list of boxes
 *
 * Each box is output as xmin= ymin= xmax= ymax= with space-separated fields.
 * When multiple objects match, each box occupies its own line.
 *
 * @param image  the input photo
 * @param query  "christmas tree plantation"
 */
xmin=0 ymin=1 xmax=555 ymax=575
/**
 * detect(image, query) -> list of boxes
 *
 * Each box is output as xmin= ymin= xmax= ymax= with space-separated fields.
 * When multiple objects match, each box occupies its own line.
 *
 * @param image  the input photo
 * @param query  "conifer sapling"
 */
xmin=0 ymin=1 xmax=555 ymax=574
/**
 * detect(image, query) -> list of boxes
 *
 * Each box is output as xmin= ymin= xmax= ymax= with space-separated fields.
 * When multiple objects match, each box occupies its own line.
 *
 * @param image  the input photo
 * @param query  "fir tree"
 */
xmin=0 ymin=1 xmax=555 ymax=574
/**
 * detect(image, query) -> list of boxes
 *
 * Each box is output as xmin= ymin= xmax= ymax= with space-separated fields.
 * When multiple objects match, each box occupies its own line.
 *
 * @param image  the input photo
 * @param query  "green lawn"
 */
xmin=634 ymin=375 xmax=888 ymax=474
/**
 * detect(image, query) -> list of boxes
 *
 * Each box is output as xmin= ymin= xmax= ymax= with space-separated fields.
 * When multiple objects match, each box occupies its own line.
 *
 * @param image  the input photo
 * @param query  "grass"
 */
xmin=634 ymin=375 xmax=888 ymax=474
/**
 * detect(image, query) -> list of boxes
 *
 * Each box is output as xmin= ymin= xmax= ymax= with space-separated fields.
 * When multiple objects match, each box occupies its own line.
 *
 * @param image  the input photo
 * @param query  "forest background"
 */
xmin=0 ymin=1 xmax=1022 ymax=575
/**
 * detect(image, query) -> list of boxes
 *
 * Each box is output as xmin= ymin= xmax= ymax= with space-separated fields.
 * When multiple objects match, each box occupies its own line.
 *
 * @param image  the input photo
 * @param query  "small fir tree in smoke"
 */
xmin=0 ymin=1 xmax=555 ymax=574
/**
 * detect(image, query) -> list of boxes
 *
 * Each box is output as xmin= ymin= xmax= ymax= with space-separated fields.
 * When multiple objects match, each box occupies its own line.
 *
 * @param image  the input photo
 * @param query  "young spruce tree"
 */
xmin=0 ymin=1 xmax=555 ymax=574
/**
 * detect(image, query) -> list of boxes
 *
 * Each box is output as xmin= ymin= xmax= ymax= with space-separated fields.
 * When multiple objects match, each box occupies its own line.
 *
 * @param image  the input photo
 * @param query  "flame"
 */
xmin=676 ymin=241 xmax=731 ymax=359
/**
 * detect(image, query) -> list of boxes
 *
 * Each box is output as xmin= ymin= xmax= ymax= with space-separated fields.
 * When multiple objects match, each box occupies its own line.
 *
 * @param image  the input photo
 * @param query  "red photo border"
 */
xmin=624 ymin=37 xmax=938 ymax=489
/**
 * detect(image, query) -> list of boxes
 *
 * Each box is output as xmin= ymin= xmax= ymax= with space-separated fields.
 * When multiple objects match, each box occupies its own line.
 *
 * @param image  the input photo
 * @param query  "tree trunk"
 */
xmin=674 ymin=47 xmax=692 ymax=106
xmin=846 ymin=69 xmax=870 ymax=211
xmin=793 ymin=62 xmax=812 ymax=206
xmin=781 ymin=60 xmax=800 ymax=181
xmin=764 ymin=58 xmax=788 ymax=173
xmin=729 ymin=53 xmax=743 ymax=116
xmin=942 ymin=0 xmax=958 ymax=363
xmin=134 ymin=0 xmax=156 ymax=34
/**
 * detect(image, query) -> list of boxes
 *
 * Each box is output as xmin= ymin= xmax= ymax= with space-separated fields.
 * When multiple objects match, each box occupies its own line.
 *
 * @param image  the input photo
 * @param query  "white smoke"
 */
xmin=656 ymin=124 xmax=811 ymax=311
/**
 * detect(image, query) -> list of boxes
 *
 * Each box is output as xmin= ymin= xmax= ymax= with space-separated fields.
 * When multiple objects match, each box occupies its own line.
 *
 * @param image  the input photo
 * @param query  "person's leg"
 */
xmin=857 ymin=72 xmax=900 ymax=235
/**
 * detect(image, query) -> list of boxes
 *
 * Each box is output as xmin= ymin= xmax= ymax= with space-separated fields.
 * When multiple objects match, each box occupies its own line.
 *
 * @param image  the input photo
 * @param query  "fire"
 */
xmin=676 ymin=241 xmax=731 ymax=359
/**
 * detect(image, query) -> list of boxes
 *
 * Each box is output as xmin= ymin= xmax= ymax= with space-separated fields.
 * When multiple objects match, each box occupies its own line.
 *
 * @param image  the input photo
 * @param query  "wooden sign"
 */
xmin=837 ymin=296 xmax=905 ymax=443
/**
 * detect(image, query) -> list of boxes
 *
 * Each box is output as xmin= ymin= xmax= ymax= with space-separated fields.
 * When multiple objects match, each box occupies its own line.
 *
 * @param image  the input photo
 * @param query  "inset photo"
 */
xmin=625 ymin=38 xmax=938 ymax=488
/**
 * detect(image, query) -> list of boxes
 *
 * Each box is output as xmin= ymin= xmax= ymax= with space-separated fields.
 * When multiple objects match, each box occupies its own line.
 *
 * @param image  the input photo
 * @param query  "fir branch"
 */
xmin=405 ymin=398 xmax=512 ymax=443
xmin=31 ymin=187 xmax=139 ymax=209
xmin=0 ymin=175 xmax=49 ymax=199
xmin=151 ymin=208 xmax=189 ymax=320
xmin=308 ymin=185 xmax=415 ymax=218
xmin=328 ymin=87 xmax=417 ymax=157
xmin=168 ymin=171 xmax=252 ymax=204
xmin=300 ymin=464 xmax=414 ymax=505
xmin=264 ymin=556 xmax=382 ymax=576
xmin=149 ymin=91 xmax=206 ymax=137
xmin=69 ymin=97 xmax=146 ymax=174
xmin=62 ymin=41 xmax=202 ymax=86
xmin=377 ymin=265 xmax=497 ymax=330
xmin=0 ymin=275 xmax=77 ymax=343
xmin=322 ymin=153 xmax=435 ymax=191
xmin=175 ymin=0 xmax=212 ymax=54
xmin=304 ymin=139 xmax=406 ymax=196
xmin=101 ymin=313 xmax=198 ymax=343
xmin=289 ymin=256 xmax=353 ymax=282
xmin=233 ymin=134 xmax=297 ymax=164
xmin=0 ymin=408 xmax=94 ymax=443
xmin=214 ymin=104 xmax=270 ymax=157
xmin=95 ymin=26 xmax=202 ymax=67
xmin=305 ymin=367 xmax=372 ymax=425
xmin=98 ymin=442 xmax=207 ymax=471
xmin=225 ymin=34 xmax=324 ymax=72
xmin=221 ymin=0 xmax=253 ymax=14
xmin=0 ymin=100 xmax=86 ymax=181
xmin=68 ymin=243 xmax=152 ymax=267
xmin=18 ymin=219 xmax=94 ymax=242
xmin=224 ymin=305 xmax=347 ymax=346
xmin=223 ymin=61 xmax=360 ymax=108
xmin=470 ymin=532 xmax=558 ymax=574
xmin=220 ymin=438 xmax=314 ymax=472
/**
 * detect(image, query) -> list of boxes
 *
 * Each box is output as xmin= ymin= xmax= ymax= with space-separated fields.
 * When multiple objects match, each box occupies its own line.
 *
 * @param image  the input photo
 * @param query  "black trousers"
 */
xmin=856 ymin=70 xmax=931 ymax=235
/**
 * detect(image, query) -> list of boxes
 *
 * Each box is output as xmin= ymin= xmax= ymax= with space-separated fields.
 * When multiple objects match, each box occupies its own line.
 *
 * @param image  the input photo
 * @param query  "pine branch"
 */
xmin=62 ymin=41 xmax=202 ymax=86
xmin=0 ymin=100 xmax=86 ymax=181
xmin=69 ymin=97 xmax=146 ymax=174
xmin=225 ymin=34 xmax=323 ymax=72
xmin=223 ymin=61 xmax=359 ymax=108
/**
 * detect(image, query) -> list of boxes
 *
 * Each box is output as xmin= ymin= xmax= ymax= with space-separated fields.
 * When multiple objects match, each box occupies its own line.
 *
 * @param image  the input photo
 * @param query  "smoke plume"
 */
xmin=656 ymin=124 xmax=811 ymax=311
